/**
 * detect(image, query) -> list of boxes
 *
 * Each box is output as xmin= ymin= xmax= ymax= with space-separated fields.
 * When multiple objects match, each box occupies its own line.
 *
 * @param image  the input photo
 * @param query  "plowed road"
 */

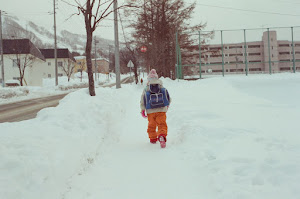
xmin=0 ymin=93 xmax=68 ymax=123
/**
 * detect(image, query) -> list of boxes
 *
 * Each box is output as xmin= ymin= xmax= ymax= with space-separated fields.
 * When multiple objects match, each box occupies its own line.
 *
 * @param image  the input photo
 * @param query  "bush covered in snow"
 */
xmin=0 ymin=87 xmax=29 ymax=99
xmin=58 ymin=83 xmax=89 ymax=91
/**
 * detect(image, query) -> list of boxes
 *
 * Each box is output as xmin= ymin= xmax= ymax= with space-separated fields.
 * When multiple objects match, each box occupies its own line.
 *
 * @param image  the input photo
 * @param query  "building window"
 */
xmin=13 ymin=59 xmax=18 ymax=67
xmin=230 ymin=61 xmax=243 ymax=64
xmin=295 ymin=44 xmax=300 ymax=47
xmin=279 ymin=52 xmax=290 ymax=55
xmin=210 ymin=47 xmax=221 ymax=50
xmin=231 ymin=69 xmax=243 ymax=72
xmin=280 ymin=59 xmax=290 ymax=62
xmin=13 ymin=77 xmax=20 ymax=80
xmin=229 ymin=54 xmax=243 ymax=57
xmin=279 ymin=44 xmax=290 ymax=47
xmin=249 ymin=60 xmax=261 ymax=63
xmin=280 ymin=67 xmax=291 ymax=71
xmin=249 ymin=68 xmax=262 ymax=71
xmin=58 ymin=61 xmax=63 ymax=67
xmin=58 ymin=73 xmax=63 ymax=77
xmin=48 ymin=74 xmax=51 ymax=78
xmin=48 ymin=62 xmax=51 ymax=66
xmin=229 ymin=46 xmax=242 ymax=49
xmin=248 ymin=53 xmax=261 ymax=56
xmin=210 ymin=54 xmax=222 ymax=57
xmin=248 ymin=45 xmax=261 ymax=48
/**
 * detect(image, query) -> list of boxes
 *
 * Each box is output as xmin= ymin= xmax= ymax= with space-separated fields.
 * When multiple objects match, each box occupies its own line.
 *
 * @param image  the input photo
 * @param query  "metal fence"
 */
xmin=175 ymin=26 xmax=300 ymax=79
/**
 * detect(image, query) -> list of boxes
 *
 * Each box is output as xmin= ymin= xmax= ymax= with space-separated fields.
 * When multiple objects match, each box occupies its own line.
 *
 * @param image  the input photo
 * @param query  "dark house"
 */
xmin=39 ymin=49 xmax=75 ymax=62
xmin=2 ymin=39 xmax=45 ymax=61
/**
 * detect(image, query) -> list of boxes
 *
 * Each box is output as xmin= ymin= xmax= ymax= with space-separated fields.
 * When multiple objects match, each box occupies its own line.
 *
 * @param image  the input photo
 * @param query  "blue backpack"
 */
xmin=144 ymin=84 xmax=170 ymax=110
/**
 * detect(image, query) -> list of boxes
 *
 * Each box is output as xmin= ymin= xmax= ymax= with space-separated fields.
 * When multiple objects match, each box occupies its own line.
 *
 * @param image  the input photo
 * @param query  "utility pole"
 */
xmin=114 ymin=0 xmax=121 ymax=88
xmin=0 ymin=10 xmax=5 ymax=87
xmin=53 ymin=0 xmax=58 ymax=86
xmin=94 ymin=36 xmax=97 ymax=82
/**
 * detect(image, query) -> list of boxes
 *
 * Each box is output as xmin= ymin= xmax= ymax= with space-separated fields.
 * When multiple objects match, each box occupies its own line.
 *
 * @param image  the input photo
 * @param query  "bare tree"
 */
xmin=9 ymin=54 xmax=36 ymax=86
xmin=8 ymin=40 xmax=37 ymax=86
xmin=61 ymin=59 xmax=76 ymax=81
xmin=63 ymin=0 xmax=138 ymax=96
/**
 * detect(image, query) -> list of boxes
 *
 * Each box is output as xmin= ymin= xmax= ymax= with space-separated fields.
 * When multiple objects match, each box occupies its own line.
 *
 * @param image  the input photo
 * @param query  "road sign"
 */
xmin=127 ymin=60 xmax=134 ymax=68
xmin=140 ymin=46 xmax=147 ymax=53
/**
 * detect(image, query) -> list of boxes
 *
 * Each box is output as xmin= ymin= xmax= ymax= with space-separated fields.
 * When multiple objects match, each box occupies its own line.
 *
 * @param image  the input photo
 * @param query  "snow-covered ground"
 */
xmin=1 ymin=73 xmax=300 ymax=199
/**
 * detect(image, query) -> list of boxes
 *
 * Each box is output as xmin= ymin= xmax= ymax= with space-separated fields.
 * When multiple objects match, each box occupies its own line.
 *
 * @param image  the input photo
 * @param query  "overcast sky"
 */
xmin=2 ymin=0 xmax=300 ymax=43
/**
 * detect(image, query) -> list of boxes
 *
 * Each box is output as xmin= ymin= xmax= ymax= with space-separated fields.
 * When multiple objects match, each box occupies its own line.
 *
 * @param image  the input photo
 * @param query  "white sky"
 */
xmin=1 ymin=0 xmax=300 ymax=42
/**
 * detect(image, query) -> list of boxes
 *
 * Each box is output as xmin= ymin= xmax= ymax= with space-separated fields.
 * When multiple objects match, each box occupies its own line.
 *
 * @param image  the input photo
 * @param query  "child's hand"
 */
xmin=141 ymin=110 xmax=147 ymax=118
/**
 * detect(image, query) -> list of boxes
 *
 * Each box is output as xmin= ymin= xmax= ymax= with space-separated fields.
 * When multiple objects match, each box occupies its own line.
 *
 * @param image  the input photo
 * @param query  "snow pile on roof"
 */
xmin=5 ymin=79 xmax=21 ymax=85
xmin=74 ymin=56 xmax=86 ymax=60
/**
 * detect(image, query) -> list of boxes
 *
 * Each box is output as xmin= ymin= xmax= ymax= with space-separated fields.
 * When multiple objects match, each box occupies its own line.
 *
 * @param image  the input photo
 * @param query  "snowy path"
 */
xmin=61 ymin=85 xmax=211 ymax=199
xmin=1 ymin=74 xmax=300 ymax=199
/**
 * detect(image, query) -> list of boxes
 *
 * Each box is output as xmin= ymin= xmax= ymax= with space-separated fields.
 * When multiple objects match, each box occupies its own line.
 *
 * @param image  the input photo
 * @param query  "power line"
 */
xmin=4 ymin=10 xmax=51 ymax=16
xmin=275 ymin=0 xmax=300 ymax=5
xmin=194 ymin=3 xmax=300 ymax=17
xmin=118 ymin=10 xmax=128 ymax=44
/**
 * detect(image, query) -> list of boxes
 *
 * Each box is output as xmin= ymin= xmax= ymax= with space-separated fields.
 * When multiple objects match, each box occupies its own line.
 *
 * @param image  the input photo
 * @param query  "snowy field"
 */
xmin=0 ymin=73 xmax=300 ymax=199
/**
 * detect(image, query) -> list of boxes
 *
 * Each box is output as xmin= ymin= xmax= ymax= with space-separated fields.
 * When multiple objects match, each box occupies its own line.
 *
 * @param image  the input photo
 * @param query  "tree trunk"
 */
xmin=86 ymin=31 xmax=95 ymax=96
xmin=85 ymin=9 xmax=95 ymax=96
xmin=18 ymin=66 xmax=23 ymax=86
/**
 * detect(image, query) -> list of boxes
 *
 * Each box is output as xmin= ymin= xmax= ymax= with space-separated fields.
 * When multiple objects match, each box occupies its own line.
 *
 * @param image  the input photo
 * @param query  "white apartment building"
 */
xmin=186 ymin=31 xmax=300 ymax=74
xmin=0 ymin=39 xmax=46 ymax=86
xmin=0 ymin=39 xmax=75 ymax=87
xmin=39 ymin=49 xmax=76 ymax=80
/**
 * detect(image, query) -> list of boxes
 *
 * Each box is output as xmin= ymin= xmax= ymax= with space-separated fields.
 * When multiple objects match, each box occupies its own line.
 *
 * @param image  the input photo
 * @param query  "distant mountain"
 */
xmin=2 ymin=16 xmax=114 ymax=57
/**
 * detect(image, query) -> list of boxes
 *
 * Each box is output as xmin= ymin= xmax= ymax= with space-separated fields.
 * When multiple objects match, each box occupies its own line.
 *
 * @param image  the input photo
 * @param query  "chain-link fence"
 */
xmin=175 ymin=26 xmax=300 ymax=79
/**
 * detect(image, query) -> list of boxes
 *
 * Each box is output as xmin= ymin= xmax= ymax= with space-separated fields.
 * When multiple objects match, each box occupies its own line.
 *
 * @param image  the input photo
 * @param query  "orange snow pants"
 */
xmin=147 ymin=112 xmax=168 ymax=140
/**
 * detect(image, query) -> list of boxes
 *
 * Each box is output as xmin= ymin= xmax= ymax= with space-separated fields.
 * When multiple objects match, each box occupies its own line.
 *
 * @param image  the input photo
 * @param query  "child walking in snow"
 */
xmin=140 ymin=69 xmax=171 ymax=148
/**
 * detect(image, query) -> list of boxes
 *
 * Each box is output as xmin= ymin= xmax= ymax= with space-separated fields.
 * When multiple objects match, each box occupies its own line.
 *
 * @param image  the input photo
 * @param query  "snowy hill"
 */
xmin=2 ymin=16 xmax=114 ymax=55
xmin=1 ymin=73 xmax=300 ymax=199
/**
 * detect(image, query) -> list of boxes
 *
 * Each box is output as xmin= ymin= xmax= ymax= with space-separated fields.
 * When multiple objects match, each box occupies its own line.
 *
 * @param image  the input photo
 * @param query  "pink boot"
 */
xmin=158 ymin=135 xmax=166 ymax=148
xmin=150 ymin=138 xmax=157 ymax=144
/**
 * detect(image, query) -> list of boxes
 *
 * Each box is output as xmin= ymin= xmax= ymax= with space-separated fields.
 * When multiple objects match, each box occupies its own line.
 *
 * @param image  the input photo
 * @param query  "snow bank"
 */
xmin=0 ymin=86 xmax=67 ymax=105
xmin=0 ymin=73 xmax=132 ymax=105
xmin=0 ymin=87 xmax=29 ymax=99
xmin=0 ymin=73 xmax=300 ymax=199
